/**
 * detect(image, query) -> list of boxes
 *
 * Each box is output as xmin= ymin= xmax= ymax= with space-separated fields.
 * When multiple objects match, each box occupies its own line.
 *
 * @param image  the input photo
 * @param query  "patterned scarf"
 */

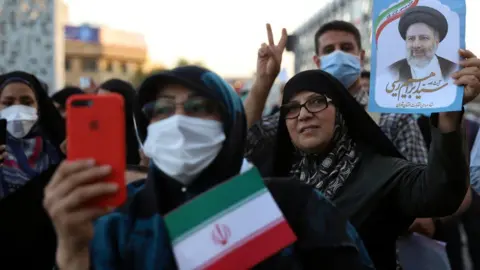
xmin=0 ymin=128 xmax=60 ymax=199
xmin=290 ymin=111 xmax=360 ymax=199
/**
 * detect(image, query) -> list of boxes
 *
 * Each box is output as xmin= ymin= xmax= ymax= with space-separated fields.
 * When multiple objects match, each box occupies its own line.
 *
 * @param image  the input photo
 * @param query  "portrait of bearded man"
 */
xmin=388 ymin=6 xmax=456 ymax=82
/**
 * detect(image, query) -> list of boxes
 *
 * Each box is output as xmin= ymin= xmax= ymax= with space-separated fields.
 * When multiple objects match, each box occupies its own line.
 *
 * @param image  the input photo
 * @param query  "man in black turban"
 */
xmin=388 ymin=6 xmax=456 ymax=82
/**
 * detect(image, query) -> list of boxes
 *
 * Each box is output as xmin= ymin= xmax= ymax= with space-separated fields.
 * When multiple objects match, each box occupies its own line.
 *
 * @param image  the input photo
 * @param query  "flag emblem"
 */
xmin=212 ymin=224 xmax=231 ymax=246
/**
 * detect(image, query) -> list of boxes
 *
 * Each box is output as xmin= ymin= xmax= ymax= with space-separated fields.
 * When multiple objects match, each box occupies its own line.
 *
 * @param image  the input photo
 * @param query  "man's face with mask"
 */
xmin=312 ymin=30 xmax=366 ymax=93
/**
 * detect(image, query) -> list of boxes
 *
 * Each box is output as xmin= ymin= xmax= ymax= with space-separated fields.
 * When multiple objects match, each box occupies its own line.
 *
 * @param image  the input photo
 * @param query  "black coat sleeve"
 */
xmin=0 ymin=165 xmax=58 ymax=269
xmin=302 ymin=248 xmax=368 ymax=270
xmin=392 ymin=113 xmax=468 ymax=217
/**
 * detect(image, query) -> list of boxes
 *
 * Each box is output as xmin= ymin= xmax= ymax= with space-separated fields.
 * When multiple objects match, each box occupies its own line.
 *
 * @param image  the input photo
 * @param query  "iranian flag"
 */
xmin=164 ymin=168 xmax=297 ymax=270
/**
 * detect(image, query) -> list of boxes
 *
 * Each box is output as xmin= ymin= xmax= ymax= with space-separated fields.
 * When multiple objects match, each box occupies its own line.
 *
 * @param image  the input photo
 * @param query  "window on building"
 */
xmin=121 ymin=62 xmax=128 ymax=73
xmin=82 ymin=58 xmax=97 ymax=72
xmin=65 ymin=57 xmax=72 ymax=71
xmin=106 ymin=61 xmax=113 ymax=72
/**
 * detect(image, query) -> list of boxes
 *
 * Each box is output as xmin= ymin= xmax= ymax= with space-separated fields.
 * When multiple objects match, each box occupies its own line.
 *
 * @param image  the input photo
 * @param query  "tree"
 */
xmin=131 ymin=67 xmax=167 ymax=87
xmin=175 ymin=58 xmax=190 ymax=67
xmin=175 ymin=58 xmax=206 ymax=68
xmin=131 ymin=59 xmax=207 ymax=87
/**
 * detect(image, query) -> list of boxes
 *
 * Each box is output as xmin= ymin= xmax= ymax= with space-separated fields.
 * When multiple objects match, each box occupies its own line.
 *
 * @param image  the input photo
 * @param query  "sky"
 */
xmin=64 ymin=0 xmax=479 ymax=78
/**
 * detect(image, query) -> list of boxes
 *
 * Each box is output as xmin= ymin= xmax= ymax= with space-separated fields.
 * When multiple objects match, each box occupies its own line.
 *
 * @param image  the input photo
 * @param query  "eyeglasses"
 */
xmin=142 ymin=96 xmax=221 ymax=120
xmin=280 ymin=95 xmax=332 ymax=119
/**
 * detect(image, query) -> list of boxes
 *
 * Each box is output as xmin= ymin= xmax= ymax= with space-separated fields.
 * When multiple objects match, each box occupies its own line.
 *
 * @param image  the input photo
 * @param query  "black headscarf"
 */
xmin=51 ymin=86 xmax=84 ymax=109
xmin=136 ymin=66 xmax=246 ymax=214
xmin=0 ymin=71 xmax=65 ymax=148
xmin=99 ymin=79 xmax=141 ymax=165
xmin=272 ymin=70 xmax=402 ymax=192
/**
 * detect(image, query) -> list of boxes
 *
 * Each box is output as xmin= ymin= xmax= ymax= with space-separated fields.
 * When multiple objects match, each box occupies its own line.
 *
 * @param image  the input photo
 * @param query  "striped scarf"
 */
xmin=0 ymin=131 xmax=60 ymax=199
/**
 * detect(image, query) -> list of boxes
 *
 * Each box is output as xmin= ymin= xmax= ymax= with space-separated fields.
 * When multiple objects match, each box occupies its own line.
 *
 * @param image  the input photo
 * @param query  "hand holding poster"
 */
xmin=369 ymin=0 xmax=466 ymax=113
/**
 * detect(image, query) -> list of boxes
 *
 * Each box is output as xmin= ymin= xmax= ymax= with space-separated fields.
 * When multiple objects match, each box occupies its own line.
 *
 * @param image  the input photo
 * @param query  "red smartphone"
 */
xmin=66 ymin=93 xmax=126 ymax=208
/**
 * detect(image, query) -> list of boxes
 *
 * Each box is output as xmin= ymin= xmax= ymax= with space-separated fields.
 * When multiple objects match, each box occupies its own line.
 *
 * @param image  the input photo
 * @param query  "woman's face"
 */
xmin=143 ymin=84 xmax=222 ymax=124
xmin=284 ymin=91 xmax=336 ymax=153
xmin=0 ymin=82 xmax=38 ymax=110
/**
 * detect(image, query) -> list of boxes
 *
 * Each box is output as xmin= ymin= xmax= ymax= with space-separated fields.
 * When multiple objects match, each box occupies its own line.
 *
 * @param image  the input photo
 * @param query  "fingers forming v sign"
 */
xmin=266 ymin=24 xmax=288 ymax=65
xmin=257 ymin=24 xmax=288 ymax=79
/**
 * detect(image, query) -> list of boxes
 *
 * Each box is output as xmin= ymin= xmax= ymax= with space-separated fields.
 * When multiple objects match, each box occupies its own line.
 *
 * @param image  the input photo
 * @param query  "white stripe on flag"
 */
xmin=173 ymin=191 xmax=284 ymax=270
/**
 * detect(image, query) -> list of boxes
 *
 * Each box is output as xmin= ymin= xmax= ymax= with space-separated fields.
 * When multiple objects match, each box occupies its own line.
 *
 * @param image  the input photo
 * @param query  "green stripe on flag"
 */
xmin=374 ymin=0 xmax=411 ymax=30
xmin=165 ymin=167 xmax=265 ymax=241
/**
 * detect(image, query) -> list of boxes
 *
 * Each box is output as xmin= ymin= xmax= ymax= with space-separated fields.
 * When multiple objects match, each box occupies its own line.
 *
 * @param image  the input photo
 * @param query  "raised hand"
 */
xmin=408 ymin=218 xmax=436 ymax=238
xmin=256 ymin=24 xmax=288 ymax=81
xmin=452 ymin=49 xmax=480 ymax=104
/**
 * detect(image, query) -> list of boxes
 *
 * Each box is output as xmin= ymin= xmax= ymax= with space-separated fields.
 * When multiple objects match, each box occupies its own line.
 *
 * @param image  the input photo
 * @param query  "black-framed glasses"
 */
xmin=142 ymin=96 xmax=222 ymax=120
xmin=280 ymin=95 xmax=332 ymax=119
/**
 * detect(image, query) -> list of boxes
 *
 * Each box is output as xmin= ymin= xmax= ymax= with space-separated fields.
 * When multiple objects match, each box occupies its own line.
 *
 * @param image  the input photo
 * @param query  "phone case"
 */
xmin=66 ymin=93 xmax=126 ymax=207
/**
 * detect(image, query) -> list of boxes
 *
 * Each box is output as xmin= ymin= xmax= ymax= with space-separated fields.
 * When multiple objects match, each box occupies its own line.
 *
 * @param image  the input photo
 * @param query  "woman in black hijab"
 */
xmin=51 ymin=86 xmax=84 ymax=118
xmin=0 ymin=71 xmax=65 ymax=269
xmin=98 ymin=79 xmax=141 ymax=165
xmin=263 ymin=69 xmax=469 ymax=269
xmin=0 ymin=71 xmax=65 ymax=197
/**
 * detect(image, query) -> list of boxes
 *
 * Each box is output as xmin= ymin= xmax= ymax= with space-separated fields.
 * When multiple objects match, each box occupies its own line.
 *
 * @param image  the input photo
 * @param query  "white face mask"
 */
xmin=0 ymin=105 xmax=38 ymax=139
xmin=143 ymin=115 xmax=226 ymax=186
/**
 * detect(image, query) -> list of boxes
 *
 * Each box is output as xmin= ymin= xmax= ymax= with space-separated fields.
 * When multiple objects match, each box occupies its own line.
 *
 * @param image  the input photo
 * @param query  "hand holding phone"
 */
xmin=66 ymin=94 xmax=126 ymax=207
xmin=44 ymin=158 xmax=117 ymax=267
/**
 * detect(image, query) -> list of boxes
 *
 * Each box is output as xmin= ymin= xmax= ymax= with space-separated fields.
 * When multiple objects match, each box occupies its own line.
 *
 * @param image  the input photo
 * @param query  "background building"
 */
xmin=64 ymin=24 xmax=147 ymax=88
xmin=0 ymin=0 xmax=68 ymax=92
xmin=289 ymin=0 xmax=373 ymax=73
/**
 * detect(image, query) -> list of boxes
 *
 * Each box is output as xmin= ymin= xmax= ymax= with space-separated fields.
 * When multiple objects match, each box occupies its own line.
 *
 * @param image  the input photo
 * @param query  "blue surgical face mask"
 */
xmin=320 ymin=50 xmax=361 ymax=89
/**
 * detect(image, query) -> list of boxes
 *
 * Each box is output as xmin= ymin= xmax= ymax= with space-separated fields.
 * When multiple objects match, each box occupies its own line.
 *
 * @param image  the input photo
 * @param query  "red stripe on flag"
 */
xmin=201 ymin=218 xmax=296 ymax=270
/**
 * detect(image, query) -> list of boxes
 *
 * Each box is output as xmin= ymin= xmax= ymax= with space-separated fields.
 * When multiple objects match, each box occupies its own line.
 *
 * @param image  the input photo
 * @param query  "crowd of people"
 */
xmin=0 ymin=19 xmax=479 ymax=270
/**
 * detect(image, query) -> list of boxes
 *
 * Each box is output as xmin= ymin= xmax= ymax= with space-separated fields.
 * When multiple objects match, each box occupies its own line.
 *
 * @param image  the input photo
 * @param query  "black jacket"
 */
xmin=330 ymin=117 xmax=466 ymax=269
